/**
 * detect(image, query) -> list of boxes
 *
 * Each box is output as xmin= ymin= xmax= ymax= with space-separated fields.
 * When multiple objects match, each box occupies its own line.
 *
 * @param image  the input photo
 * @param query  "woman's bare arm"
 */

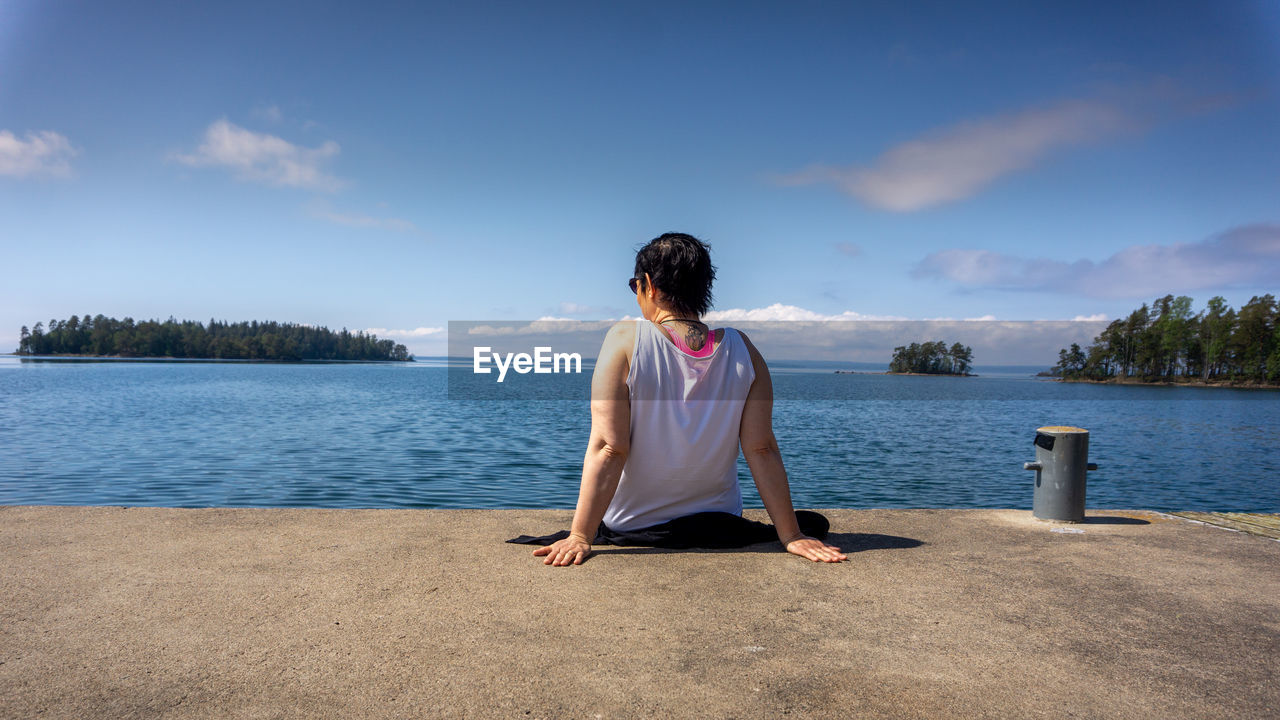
xmin=534 ymin=321 xmax=633 ymax=566
xmin=738 ymin=332 xmax=847 ymax=563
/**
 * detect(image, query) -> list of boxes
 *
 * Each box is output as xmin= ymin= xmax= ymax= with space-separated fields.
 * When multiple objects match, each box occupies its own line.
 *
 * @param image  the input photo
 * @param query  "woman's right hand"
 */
xmin=532 ymin=534 xmax=593 ymax=566
xmin=785 ymin=536 xmax=848 ymax=563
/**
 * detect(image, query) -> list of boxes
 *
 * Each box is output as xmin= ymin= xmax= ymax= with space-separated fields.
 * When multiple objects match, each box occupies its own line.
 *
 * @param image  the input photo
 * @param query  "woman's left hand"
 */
xmin=785 ymin=536 xmax=848 ymax=563
xmin=533 ymin=535 xmax=593 ymax=566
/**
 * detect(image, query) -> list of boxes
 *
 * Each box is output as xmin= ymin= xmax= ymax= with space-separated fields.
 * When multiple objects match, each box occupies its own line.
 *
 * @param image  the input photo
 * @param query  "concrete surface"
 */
xmin=1 ymin=507 xmax=1277 ymax=719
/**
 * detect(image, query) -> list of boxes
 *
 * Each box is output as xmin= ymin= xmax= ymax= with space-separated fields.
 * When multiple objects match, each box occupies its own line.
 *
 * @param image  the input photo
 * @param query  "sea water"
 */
xmin=0 ymin=357 xmax=1277 ymax=511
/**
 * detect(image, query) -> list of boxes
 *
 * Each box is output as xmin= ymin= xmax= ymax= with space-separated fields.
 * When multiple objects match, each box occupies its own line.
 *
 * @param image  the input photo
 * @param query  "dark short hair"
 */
xmin=634 ymin=232 xmax=717 ymax=317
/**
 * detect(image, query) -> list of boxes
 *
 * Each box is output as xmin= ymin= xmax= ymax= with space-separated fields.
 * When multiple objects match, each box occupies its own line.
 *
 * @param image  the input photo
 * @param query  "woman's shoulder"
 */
xmin=600 ymin=319 xmax=639 ymax=356
xmin=605 ymin=319 xmax=640 ymax=340
xmin=722 ymin=327 xmax=762 ymax=362
xmin=716 ymin=325 xmax=749 ymax=344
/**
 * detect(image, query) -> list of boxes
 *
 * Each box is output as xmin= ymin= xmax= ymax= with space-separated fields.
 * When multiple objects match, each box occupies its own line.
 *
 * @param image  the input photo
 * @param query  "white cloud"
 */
xmin=309 ymin=203 xmax=421 ymax=233
xmin=704 ymin=303 xmax=907 ymax=322
xmin=1072 ymin=314 xmax=1109 ymax=322
xmin=365 ymin=327 xmax=444 ymax=338
xmin=174 ymin=119 xmax=342 ymax=191
xmin=913 ymin=224 xmax=1280 ymax=299
xmin=778 ymin=98 xmax=1132 ymax=211
xmin=0 ymin=130 xmax=77 ymax=178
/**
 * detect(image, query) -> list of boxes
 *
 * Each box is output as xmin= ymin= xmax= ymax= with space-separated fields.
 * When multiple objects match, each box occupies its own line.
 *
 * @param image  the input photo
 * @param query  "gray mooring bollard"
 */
xmin=1023 ymin=425 xmax=1098 ymax=522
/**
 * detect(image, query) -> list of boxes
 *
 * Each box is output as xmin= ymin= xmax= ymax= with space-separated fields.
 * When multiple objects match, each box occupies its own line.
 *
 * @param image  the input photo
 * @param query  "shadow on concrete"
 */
xmin=824 ymin=532 xmax=925 ymax=553
xmin=585 ymin=532 xmax=923 ymax=558
xmin=1084 ymin=516 xmax=1150 ymax=525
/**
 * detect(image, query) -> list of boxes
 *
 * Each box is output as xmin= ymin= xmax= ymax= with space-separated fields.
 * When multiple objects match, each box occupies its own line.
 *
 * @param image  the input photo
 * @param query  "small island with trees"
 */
xmin=15 ymin=315 xmax=412 ymax=362
xmin=887 ymin=341 xmax=974 ymax=376
xmin=1049 ymin=294 xmax=1278 ymax=387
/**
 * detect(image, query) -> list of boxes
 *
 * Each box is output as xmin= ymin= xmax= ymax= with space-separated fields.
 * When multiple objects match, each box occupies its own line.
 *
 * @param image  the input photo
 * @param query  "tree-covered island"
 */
xmin=887 ymin=341 xmax=973 ymax=376
xmin=16 ymin=315 xmax=412 ymax=362
xmin=1050 ymin=294 xmax=1278 ymax=385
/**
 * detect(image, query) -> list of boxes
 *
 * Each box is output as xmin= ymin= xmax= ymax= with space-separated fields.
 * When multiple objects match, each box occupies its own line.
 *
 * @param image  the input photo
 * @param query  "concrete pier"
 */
xmin=2 ymin=506 xmax=1277 ymax=718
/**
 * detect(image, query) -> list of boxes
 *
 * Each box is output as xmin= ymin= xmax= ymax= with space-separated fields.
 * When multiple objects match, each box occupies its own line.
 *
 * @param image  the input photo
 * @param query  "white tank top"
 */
xmin=603 ymin=320 xmax=757 ymax=531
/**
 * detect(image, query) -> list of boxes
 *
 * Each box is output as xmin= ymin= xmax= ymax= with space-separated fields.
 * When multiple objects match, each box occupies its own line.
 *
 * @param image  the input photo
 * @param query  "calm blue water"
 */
xmin=1 ymin=357 xmax=1277 ymax=511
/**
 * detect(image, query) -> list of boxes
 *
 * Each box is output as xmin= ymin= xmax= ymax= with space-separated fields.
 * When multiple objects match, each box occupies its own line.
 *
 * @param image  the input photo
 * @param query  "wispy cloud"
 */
xmin=308 ymin=202 xmax=421 ymax=234
xmin=174 ymin=119 xmax=342 ymax=191
xmin=913 ymin=224 xmax=1280 ymax=298
xmin=548 ymin=301 xmax=623 ymax=318
xmin=922 ymin=314 xmax=999 ymax=322
xmin=252 ymin=104 xmax=284 ymax=123
xmin=706 ymin=303 xmax=1109 ymax=323
xmin=777 ymin=98 xmax=1133 ymax=211
xmin=558 ymin=302 xmax=596 ymax=315
xmin=365 ymin=327 xmax=444 ymax=338
xmin=704 ymin=303 xmax=907 ymax=322
xmin=886 ymin=42 xmax=921 ymax=68
xmin=0 ymin=130 xmax=77 ymax=178
xmin=835 ymin=242 xmax=862 ymax=258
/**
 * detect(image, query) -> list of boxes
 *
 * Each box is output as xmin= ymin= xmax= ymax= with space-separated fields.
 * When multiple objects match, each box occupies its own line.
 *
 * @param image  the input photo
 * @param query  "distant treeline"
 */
xmin=1052 ymin=294 xmax=1278 ymax=383
xmin=889 ymin=341 xmax=973 ymax=375
xmin=16 ymin=315 xmax=412 ymax=362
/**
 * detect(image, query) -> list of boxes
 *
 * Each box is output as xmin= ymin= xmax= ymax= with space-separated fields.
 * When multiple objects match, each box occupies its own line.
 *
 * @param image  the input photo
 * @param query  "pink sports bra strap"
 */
xmin=663 ymin=325 xmax=717 ymax=358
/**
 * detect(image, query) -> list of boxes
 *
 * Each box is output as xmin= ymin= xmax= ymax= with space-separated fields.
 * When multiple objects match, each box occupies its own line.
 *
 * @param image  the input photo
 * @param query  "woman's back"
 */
xmin=529 ymin=231 xmax=845 ymax=566
xmin=603 ymin=320 xmax=756 ymax=531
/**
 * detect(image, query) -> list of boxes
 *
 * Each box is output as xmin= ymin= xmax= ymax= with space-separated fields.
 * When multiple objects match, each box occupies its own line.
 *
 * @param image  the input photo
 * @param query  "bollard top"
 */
xmin=1037 ymin=425 xmax=1088 ymax=434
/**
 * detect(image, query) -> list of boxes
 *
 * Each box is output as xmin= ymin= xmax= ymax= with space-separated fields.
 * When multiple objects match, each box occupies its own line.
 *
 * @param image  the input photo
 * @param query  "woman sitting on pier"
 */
xmin=521 ymin=232 xmax=846 ymax=565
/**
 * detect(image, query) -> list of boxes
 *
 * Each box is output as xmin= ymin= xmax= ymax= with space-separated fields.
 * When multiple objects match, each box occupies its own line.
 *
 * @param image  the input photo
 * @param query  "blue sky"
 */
xmin=2 ymin=1 xmax=1278 ymax=356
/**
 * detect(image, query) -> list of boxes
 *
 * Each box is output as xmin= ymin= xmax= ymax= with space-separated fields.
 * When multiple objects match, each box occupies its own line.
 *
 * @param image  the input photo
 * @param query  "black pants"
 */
xmin=507 ymin=510 xmax=830 ymax=550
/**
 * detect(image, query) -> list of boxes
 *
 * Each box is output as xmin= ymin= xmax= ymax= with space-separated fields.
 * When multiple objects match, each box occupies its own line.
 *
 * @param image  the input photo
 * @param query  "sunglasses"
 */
xmin=628 ymin=276 xmax=644 ymax=294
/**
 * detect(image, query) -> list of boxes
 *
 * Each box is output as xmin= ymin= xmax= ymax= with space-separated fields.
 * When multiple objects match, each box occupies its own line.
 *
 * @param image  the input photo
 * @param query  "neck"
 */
xmin=649 ymin=307 xmax=693 ymax=324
